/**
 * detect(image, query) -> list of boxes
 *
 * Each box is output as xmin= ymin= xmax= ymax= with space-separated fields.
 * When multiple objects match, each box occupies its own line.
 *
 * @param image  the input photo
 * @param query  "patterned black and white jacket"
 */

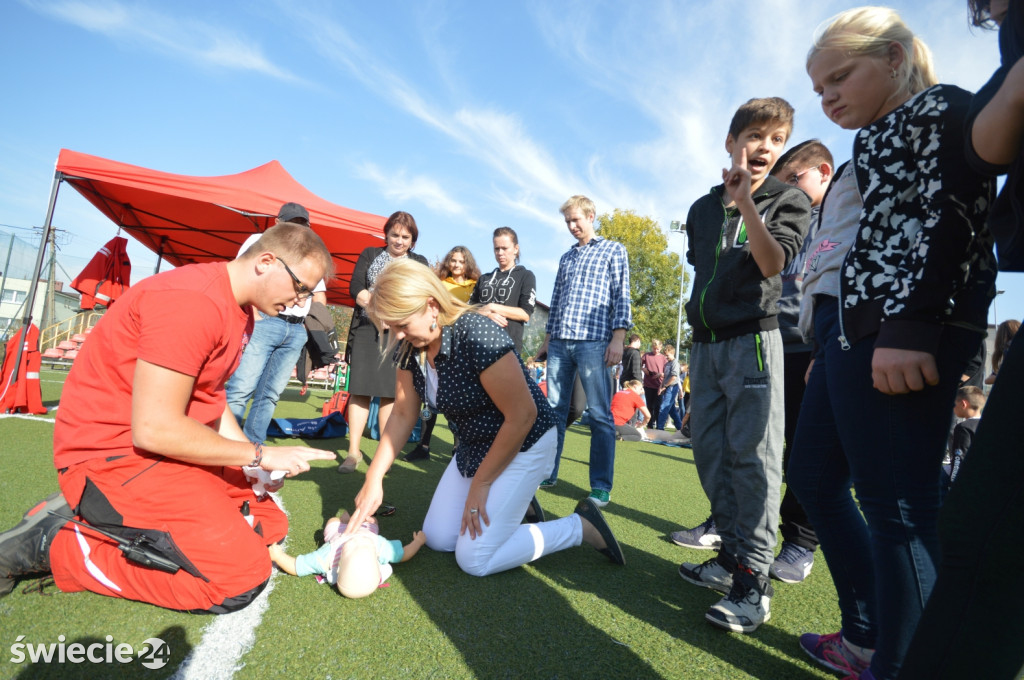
xmin=841 ymin=84 xmax=997 ymax=356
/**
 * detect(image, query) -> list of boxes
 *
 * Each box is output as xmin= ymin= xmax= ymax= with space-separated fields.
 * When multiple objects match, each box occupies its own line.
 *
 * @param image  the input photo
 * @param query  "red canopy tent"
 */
xmin=54 ymin=149 xmax=386 ymax=306
xmin=6 ymin=149 xmax=386 ymax=390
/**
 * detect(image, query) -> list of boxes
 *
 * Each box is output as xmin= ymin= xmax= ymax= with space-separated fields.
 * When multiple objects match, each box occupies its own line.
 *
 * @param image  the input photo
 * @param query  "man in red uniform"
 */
xmin=0 ymin=222 xmax=336 ymax=612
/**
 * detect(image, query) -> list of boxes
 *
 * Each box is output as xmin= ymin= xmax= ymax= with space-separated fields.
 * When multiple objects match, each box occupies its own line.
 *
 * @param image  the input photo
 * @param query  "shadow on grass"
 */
xmin=13 ymin=625 xmax=191 ymax=680
xmin=532 ymin=543 xmax=822 ymax=680
xmin=400 ymin=540 xmax=666 ymax=678
xmin=289 ymin=422 xmax=666 ymax=677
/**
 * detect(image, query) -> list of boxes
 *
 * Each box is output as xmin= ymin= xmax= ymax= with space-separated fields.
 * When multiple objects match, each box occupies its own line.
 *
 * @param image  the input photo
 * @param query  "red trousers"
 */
xmin=50 ymin=454 xmax=288 ymax=612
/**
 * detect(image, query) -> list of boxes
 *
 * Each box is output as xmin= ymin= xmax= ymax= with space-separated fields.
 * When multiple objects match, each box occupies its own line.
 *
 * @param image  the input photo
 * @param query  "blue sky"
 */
xmin=1 ymin=0 xmax=1019 ymax=327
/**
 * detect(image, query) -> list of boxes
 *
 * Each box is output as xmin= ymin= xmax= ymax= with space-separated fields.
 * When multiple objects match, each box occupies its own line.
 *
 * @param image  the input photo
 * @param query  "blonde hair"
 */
xmin=335 ymin=536 xmax=380 ymax=599
xmin=241 ymin=221 xmax=335 ymax=281
xmin=808 ymin=6 xmax=937 ymax=100
xmin=365 ymin=258 xmax=476 ymax=363
xmin=559 ymin=195 xmax=596 ymax=219
xmin=623 ymin=379 xmax=643 ymax=390
xmin=956 ymin=385 xmax=986 ymax=411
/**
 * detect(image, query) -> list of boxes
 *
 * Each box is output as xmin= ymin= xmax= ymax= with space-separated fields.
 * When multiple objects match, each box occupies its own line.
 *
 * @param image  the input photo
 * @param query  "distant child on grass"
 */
xmin=677 ymin=96 xmax=811 ymax=634
xmin=269 ymin=511 xmax=426 ymax=599
xmin=612 ymin=380 xmax=686 ymax=443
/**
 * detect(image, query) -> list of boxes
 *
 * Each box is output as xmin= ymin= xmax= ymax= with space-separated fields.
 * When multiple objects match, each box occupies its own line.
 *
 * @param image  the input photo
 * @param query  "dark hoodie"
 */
xmin=469 ymin=264 xmax=537 ymax=353
xmin=684 ymin=175 xmax=811 ymax=343
xmin=966 ymin=0 xmax=1024 ymax=272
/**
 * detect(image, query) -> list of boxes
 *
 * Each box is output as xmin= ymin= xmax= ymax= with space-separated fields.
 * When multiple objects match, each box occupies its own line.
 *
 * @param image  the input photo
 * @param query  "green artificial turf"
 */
xmin=0 ymin=369 xmax=841 ymax=679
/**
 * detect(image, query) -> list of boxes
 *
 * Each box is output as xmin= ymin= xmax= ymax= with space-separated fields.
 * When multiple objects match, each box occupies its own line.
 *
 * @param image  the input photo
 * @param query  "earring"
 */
xmin=430 ymin=319 xmax=437 ymax=331
xmin=890 ymin=67 xmax=897 ymax=79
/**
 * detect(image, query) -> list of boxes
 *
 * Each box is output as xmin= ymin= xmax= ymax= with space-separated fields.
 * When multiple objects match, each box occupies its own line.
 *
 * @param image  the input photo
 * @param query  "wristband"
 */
xmin=250 ymin=441 xmax=263 ymax=468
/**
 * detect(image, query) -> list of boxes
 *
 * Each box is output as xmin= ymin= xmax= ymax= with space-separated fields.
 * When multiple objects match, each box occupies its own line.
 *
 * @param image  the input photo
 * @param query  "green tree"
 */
xmin=596 ymin=209 xmax=690 ymax=350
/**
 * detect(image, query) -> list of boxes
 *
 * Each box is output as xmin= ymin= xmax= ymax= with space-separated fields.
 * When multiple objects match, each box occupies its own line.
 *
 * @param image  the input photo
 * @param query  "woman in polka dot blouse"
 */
xmin=342 ymin=258 xmax=625 ymax=574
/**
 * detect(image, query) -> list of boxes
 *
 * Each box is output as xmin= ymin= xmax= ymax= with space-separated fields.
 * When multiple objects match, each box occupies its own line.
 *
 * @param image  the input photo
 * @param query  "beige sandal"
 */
xmin=337 ymin=455 xmax=362 ymax=474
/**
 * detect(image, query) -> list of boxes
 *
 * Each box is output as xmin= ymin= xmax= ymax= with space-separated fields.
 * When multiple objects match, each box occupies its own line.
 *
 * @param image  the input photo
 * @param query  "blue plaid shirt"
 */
xmin=546 ymin=236 xmax=632 ymax=341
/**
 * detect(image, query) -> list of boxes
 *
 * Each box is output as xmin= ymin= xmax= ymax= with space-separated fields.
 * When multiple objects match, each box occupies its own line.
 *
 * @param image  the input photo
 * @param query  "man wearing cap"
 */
xmin=226 ymin=203 xmax=329 ymax=444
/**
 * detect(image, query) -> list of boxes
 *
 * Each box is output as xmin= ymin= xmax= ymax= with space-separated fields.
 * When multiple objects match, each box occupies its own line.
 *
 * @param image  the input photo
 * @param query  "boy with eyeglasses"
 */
xmin=766 ymin=140 xmax=834 ymax=584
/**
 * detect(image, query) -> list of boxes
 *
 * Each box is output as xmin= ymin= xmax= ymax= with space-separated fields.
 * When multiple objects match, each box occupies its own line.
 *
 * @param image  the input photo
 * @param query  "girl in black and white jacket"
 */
xmin=787 ymin=7 xmax=996 ymax=680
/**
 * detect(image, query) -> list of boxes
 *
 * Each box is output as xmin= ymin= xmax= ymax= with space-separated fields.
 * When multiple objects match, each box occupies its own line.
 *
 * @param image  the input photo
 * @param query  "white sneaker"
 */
xmin=705 ymin=569 xmax=773 ymax=633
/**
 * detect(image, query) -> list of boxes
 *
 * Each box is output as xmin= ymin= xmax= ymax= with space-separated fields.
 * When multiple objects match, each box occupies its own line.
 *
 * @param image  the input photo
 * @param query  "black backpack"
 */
xmin=303 ymin=302 xmax=339 ymax=369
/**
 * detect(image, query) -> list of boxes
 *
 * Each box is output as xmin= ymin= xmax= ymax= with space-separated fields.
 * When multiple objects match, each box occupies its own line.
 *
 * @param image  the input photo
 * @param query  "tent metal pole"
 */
xmin=154 ymin=236 xmax=165 ymax=274
xmin=7 ymin=170 xmax=63 ymax=387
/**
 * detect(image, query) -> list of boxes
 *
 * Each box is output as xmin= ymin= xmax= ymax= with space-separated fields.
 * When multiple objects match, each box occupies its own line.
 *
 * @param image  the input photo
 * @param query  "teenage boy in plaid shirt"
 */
xmin=535 ymin=195 xmax=632 ymax=507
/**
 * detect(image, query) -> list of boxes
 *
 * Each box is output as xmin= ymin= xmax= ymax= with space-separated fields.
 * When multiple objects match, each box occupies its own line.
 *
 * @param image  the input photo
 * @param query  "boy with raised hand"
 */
xmin=677 ymin=97 xmax=811 ymax=633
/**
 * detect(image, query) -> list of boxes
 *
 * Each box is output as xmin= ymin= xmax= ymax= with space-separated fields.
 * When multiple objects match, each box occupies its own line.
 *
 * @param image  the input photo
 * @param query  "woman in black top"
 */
xmin=343 ymin=258 xmax=624 ymax=575
xmin=470 ymin=227 xmax=536 ymax=354
xmin=340 ymin=211 xmax=429 ymax=473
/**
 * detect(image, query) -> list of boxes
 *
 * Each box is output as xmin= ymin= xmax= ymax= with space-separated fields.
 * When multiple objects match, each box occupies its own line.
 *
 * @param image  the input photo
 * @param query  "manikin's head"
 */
xmin=335 ymin=535 xmax=383 ymax=599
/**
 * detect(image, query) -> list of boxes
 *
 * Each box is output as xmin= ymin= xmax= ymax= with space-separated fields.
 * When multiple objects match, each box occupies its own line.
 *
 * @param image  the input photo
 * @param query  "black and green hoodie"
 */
xmin=684 ymin=175 xmax=811 ymax=344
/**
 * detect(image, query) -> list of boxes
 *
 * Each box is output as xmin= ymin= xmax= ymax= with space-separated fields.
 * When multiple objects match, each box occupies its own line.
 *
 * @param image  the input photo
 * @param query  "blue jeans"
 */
xmin=657 ymin=384 xmax=682 ymax=430
xmin=787 ymin=299 xmax=979 ymax=680
xmin=226 ymin=313 xmax=308 ymax=444
xmin=545 ymin=339 xmax=616 ymax=492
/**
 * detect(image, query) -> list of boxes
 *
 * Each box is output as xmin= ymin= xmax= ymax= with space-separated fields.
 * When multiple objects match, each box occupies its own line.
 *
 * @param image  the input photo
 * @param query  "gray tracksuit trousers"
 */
xmin=690 ymin=329 xmax=784 ymax=574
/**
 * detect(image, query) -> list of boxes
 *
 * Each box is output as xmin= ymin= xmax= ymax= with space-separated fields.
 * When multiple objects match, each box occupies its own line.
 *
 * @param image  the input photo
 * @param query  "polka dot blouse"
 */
xmin=399 ymin=313 xmax=557 ymax=477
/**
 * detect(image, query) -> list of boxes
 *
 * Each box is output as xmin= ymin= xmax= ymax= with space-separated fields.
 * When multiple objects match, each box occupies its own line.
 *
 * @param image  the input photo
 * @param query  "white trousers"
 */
xmin=423 ymin=428 xmax=583 ymax=576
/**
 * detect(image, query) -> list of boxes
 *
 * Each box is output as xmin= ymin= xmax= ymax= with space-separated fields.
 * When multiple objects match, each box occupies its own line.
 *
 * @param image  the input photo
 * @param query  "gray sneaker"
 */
xmin=678 ymin=556 xmax=734 ymax=593
xmin=706 ymin=568 xmax=773 ymax=633
xmin=0 ymin=492 xmax=69 ymax=597
xmin=770 ymin=541 xmax=815 ymax=583
xmin=670 ymin=515 xmax=721 ymax=550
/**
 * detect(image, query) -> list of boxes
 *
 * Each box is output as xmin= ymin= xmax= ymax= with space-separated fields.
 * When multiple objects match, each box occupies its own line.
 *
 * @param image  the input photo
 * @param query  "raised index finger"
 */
xmin=733 ymin=145 xmax=747 ymax=168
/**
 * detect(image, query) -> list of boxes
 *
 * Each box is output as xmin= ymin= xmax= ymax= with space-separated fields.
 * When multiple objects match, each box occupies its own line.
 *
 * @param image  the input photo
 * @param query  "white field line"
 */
xmin=170 ymin=494 xmax=288 ymax=680
xmin=7 ymin=401 xmax=276 ymax=679
xmin=0 ymin=413 xmax=55 ymax=422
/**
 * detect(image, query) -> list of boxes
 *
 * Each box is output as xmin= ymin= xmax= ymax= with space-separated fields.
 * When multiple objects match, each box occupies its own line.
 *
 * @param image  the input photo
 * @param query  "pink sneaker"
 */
xmin=799 ymin=631 xmax=871 ymax=677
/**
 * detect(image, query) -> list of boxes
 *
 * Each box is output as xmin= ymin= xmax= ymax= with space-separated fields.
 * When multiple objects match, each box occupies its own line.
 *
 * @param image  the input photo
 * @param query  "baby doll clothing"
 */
xmin=295 ymin=520 xmax=403 ymax=586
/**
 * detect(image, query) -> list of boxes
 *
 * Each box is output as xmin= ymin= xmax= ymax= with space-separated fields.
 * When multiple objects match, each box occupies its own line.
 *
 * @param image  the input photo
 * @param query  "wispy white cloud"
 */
xmin=285 ymin=4 xmax=588 ymax=231
xmin=21 ymin=0 xmax=306 ymax=83
xmin=528 ymin=0 xmax=1000 ymax=233
xmin=356 ymin=162 xmax=468 ymax=218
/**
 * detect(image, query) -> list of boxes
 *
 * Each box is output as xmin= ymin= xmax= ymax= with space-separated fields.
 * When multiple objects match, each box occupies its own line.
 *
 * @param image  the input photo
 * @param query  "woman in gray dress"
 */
xmin=339 ymin=211 xmax=428 ymax=473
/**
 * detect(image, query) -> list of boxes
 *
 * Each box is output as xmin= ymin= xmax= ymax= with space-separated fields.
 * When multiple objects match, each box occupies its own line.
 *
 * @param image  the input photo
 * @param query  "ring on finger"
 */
xmin=469 ymin=508 xmax=478 ymax=514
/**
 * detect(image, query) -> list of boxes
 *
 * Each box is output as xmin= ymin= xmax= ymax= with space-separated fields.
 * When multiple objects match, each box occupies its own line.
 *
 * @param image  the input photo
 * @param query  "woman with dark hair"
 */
xmin=470 ymin=227 xmax=536 ymax=354
xmin=986 ymin=318 xmax=1021 ymax=383
xmin=340 ymin=211 xmax=429 ymax=474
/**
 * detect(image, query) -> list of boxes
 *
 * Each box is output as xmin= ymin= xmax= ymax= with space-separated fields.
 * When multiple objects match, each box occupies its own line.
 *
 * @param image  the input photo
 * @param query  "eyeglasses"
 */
xmin=276 ymin=256 xmax=314 ymax=301
xmin=784 ymin=167 xmax=820 ymax=186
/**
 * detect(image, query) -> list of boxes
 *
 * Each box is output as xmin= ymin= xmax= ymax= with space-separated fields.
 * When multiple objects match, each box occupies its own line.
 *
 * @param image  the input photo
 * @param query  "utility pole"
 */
xmin=44 ymin=227 xmax=57 ymax=329
xmin=0 ymin=233 xmax=14 ymax=340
